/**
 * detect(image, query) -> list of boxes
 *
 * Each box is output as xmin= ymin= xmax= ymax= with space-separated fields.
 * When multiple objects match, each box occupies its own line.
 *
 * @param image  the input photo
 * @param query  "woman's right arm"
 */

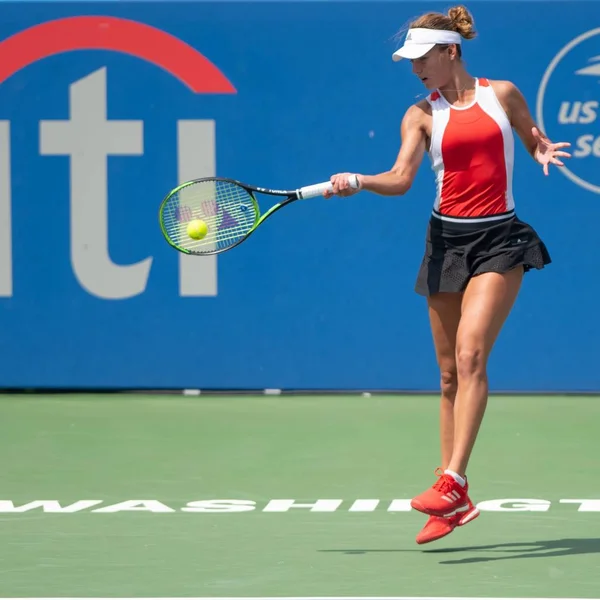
xmin=327 ymin=103 xmax=428 ymax=198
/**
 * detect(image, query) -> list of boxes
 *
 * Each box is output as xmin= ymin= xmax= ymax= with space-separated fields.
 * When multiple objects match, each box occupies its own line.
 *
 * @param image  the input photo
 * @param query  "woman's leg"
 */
xmin=446 ymin=266 xmax=524 ymax=477
xmin=415 ymin=292 xmax=463 ymax=545
xmin=412 ymin=266 xmax=524 ymax=517
xmin=427 ymin=292 xmax=462 ymax=468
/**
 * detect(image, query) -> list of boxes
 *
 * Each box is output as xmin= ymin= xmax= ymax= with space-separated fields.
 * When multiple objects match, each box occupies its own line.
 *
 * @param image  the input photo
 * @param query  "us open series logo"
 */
xmin=537 ymin=28 xmax=600 ymax=194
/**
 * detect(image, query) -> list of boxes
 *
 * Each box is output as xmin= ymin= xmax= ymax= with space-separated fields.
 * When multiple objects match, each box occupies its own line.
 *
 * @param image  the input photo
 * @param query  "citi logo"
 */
xmin=0 ymin=16 xmax=236 ymax=299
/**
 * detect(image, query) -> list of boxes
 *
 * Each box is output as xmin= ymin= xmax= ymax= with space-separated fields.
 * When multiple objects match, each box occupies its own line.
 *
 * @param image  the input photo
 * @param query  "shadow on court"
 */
xmin=320 ymin=538 xmax=600 ymax=563
xmin=426 ymin=538 xmax=600 ymax=563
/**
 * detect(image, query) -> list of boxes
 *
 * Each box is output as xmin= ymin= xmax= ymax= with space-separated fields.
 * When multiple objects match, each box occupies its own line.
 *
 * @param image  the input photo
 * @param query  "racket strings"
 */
xmin=162 ymin=180 xmax=258 ymax=252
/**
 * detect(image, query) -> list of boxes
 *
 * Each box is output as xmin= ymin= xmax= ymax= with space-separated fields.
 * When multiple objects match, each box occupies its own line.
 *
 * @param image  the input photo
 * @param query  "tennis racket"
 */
xmin=158 ymin=174 xmax=359 ymax=255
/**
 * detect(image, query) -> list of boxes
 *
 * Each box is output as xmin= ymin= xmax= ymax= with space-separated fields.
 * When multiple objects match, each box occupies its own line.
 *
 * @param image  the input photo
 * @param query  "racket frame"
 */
xmin=158 ymin=175 xmax=357 ymax=255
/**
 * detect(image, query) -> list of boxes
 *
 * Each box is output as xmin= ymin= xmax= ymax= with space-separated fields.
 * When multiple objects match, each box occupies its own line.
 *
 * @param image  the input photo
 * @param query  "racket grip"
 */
xmin=297 ymin=174 xmax=360 ymax=199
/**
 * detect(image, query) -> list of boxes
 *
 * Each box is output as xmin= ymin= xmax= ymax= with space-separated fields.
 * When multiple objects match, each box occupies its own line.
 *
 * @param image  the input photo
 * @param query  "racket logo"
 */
xmin=175 ymin=206 xmax=194 ymax=222
xmin=201 ymin=200 xmax=218 ymax=218
xmin=537 ymin=27 xmax=600 ymax=194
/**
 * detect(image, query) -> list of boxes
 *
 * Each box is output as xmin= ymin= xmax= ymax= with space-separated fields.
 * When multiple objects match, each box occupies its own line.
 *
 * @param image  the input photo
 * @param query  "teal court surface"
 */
xmin=1 ymin=393 xmax=599 ymax=598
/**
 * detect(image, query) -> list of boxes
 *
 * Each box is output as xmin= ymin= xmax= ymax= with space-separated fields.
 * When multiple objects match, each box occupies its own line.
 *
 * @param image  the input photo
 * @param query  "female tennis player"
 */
xmin=324 ymin=5 xmax=571 ymax=545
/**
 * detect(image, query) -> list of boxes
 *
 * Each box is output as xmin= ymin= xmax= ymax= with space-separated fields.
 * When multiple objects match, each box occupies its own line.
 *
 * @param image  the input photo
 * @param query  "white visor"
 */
xmin=392 ymin=28 xmax=462 ymax=61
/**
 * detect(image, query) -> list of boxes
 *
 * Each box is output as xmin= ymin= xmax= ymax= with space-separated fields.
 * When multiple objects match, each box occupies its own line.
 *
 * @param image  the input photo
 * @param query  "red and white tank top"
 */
xmin=426 ymin=77 xmax=514 ymax=222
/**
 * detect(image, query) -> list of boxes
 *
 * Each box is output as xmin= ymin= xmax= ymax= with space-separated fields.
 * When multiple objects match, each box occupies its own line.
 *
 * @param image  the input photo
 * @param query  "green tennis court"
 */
xmin=1 ymin=393 xmax=599 ymax=598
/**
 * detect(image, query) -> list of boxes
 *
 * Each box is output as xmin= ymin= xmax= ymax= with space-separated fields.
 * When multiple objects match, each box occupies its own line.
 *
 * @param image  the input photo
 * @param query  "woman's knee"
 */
xmin=456 ymin=345 xmax=486 ymax=380
xmin=440 ymin=367 xmax=458 ymax=397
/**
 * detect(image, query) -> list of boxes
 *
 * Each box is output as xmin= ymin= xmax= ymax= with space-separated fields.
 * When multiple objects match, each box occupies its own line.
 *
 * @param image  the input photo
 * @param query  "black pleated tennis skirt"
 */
xmin=414 ymin=211 xmax=552 ymax=297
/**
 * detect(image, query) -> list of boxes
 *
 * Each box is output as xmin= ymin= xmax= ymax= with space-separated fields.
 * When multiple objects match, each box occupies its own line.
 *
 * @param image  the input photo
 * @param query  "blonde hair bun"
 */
xmin=447 ymin=5 xmax=477 ymax=40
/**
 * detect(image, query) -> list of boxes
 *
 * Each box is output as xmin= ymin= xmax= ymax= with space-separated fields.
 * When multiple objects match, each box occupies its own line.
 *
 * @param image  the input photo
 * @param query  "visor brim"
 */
xmin=392 ymin=43 xmax=436 ymax=61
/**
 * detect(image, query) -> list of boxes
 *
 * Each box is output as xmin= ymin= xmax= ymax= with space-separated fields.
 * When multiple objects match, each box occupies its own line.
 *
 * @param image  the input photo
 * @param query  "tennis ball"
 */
xmin=187 ymin=219 xmax=208 ymax=240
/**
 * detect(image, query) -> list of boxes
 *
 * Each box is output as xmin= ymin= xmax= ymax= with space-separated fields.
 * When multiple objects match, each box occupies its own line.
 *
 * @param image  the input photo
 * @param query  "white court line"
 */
xmin=3 ymin=597 xmax=595 ymax=600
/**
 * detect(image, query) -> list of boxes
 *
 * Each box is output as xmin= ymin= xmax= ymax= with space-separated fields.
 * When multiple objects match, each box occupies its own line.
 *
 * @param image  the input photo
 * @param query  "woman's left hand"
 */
xmin=532 ymin=126 xmax=572 ymax=176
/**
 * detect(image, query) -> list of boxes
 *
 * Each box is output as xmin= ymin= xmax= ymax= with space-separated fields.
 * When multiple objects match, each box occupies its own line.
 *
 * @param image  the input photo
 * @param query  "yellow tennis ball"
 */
xmin=187 ymin=219 xmax=208 ymax=240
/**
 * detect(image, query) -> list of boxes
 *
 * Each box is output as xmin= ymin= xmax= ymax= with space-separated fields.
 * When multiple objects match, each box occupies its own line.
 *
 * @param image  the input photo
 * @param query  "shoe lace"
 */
xmin=432 ymin=468 xmax=455 ymax=494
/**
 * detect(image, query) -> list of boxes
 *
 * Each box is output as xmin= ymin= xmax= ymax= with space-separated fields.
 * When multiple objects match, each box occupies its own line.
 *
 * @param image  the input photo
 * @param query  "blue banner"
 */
xmin=1 ymin=1 xmax=599 ymax=391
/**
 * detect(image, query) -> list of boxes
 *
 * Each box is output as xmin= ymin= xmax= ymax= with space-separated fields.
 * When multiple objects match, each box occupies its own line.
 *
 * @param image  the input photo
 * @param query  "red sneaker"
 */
xmin=458 ymin=499 xmax=480 ymax=525
xmin=415 ymin=498 xmax=480 ymax=544
xmin=411 ymin=470 xmax=471 ymax=517
xmin=416 ymin=514 xmax=460 ymax=544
